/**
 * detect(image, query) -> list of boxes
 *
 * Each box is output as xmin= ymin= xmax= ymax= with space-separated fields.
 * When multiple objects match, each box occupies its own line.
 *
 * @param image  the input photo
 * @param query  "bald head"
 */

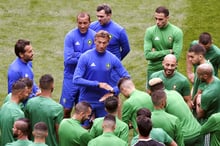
xmin=197 ymin=63 xmax=213 ymax=76
xmin=162 ymin=54 xmax=177 ymax=77
xmin=163 ymin=54 xmax=177 ymax=62
xmin=196 ymin=63 xmax=213 ymax=82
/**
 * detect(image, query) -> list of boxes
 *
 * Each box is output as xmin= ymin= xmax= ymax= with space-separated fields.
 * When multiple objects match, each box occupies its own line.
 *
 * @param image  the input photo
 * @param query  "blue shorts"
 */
xmin=59 ymin=78 xmax=79 ymax=109
xmin=91 ymin=102 xmax=107 ymax=118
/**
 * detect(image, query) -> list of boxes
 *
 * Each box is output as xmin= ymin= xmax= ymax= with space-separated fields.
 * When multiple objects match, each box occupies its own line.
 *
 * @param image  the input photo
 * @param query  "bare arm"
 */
xmin=196 ymin=94 xmax=205 ymax=119
xmin=183 ymin=95 xmax=193 ymax=109
xmin=186 ymin=52 xmax=194 ymax=83
xmin=169 ymin=140 xmax=178 ymax=146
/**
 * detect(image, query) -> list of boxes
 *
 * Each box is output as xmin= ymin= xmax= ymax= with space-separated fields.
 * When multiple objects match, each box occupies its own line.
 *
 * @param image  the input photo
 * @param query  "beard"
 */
xmin=164 ymin=69 xmax=174 ymax=76
xmin=13 ymin=133 xmax=19 ymax=138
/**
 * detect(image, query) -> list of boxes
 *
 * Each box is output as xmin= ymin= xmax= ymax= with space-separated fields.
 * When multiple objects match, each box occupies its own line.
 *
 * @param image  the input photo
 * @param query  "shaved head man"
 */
xmin=196 ymin=63 xmax=213 ymax=82
xmin=148 ymin=54 xmax=191 ymax=108
xmin=162 ymin=54 xmax=177 ymax=77
xmin=195 ymin=63 xmax=220 ymax=124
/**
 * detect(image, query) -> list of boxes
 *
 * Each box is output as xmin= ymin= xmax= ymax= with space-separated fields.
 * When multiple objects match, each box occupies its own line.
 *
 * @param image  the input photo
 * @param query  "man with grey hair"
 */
xmin=195 ymin=63 xmax=220 ymax=123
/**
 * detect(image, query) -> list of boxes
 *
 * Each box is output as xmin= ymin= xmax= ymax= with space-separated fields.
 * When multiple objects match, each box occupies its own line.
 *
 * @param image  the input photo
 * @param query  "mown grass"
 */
xmin=0 ymin=0 xmax=189 ymax=104
xmin=1 ymin=0 xmax=220 ymax=106
xmin=1 ymin=0 xmax=220 ymax=144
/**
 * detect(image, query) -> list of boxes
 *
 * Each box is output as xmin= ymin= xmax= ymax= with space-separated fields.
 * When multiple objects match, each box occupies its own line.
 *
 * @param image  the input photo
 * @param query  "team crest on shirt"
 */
xmin=173 ymin=85 xmax=176 ymax=90
xmin=155 ymin=36 xmax=160 ymax=40
xmin=75 ymin=41 xmax=80 ymax=46
xmin=88 ymin=39 xmax=92 ymax=46
xmin=109 ymin=34 xmax=112 ymax=40
xmin=106 ymin=63 xmax=111 ymax=70
xmin=168 ymin=36 xmax=173 ymax=43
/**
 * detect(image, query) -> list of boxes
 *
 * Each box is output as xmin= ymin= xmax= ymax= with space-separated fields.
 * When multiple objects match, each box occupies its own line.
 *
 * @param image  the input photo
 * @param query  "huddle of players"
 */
xmin=1 ymin=2 xmax=220 ymax=146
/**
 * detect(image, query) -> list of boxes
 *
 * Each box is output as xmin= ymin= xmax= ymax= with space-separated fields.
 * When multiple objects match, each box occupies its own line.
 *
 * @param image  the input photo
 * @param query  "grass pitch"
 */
xmin=0 ymin=0 xmax=220 ymax=109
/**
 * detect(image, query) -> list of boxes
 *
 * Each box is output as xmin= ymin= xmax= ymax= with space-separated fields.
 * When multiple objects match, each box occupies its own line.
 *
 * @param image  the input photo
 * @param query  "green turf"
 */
xmin=1 ymin=0 xmax=220 ymax=105
xmin=1 ymin=0 xmax=220 ymax=144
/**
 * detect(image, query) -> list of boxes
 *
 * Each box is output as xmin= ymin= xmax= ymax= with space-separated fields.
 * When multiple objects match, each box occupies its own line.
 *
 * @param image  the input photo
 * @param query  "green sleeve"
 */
xmin=174 ymin=118 xmax=184 ymax=146
xmin=12 ymin=109 xmax=24 ymax=121
xmin=182 ymin=78 xmax=191 ymax=96
xmin=80 ymin=132 xmax=92 ymax=146
xmin=24 ymin=101 xmax=30 ymax=118
xmin=55 ymin=106 xmax=64 ymax=124
xmin=212 ymin=45 xmax=220 ymax=69
xmin=119 ymin=124 xmax=129 ymax=142
xmin=87 ymin=139 xmax=95 ymax=146
xmin=200 ymin=115 xmax=218 ymax=134
xmin=89 ymin=121 xmax=98 ymax=138
xmin=162 ymin=130 xmax=173 ymax=145
xmin=122 ymin=102 xmax=133 ymax=125
xmin=172 ymin=29 xmax=183 ymax=59
xmin=144 ymin=29 xmax=170 ymax=60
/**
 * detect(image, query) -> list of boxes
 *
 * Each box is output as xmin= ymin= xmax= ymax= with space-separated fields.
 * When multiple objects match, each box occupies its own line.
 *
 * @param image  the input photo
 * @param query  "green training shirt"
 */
xmin=90 ymin=116 xmax=129 ymax=142
xmin=0 ymin=101 xmax=24 ymax=146
xmin=122 ymin=89 xmax=154 ymax=136
xmin=192 ymin=61 xmax=213 ymax=98
xmin=131 ymin=128 xmax=173 ymax=146
xmin=149 ymin=70 xmax=190 ymax=97
xmin=144 ymin=22 xmax=183 ymax=78
xmin=5 ymin=139 xmax=33 ymax=146
xmin=151 ymin=109 xmax=184 ymax=146
xmin=28 ymin=143 xmax=48 ymax=146
xmin=200 ymin=113 xmax=220 ymax=146
xmin=165 ymin=90 xmax=201 ymax=144
xmin=25 ymin=96 xmax=63 ymax=146
xmin=200 ymin=77 xmax=220 ymax=123
xmin=88 ymin=132 xmax=128 ymax=146
xmin=191 ymin=40 xmax=220 ymax=77
xmin=58 ymin=118 xmax=92 ymax=146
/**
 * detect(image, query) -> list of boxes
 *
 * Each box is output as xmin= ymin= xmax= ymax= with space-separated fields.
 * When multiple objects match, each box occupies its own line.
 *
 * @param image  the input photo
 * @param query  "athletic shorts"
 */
xmin=59 ymin=78 xmax=79 ymax=109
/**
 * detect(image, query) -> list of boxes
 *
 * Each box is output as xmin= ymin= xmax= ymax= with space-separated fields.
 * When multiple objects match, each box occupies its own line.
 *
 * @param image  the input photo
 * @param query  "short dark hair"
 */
xmin=199 ymin=32 xmax=212 ymax=45
xmin=74 ymin=101 xmax=92 ymax=114
xmin=104 ymin=114 xmax=116 ymax=123
xmin=104 ymin=96 xmax=118 ymax=113
xmin=14 ymin=39 xmax=30 ymax=58
xmin=19 ymin=77 xmax=33 ymax=88
xmin=102 ymin=114 xmax=116 ymax=130
xmin=188 ymin=44 xmax=206 ymax=56
xmin=39 ymin=74 xmax=54 ymax=90
xmin=136 ymin=116 xmax=152 ymax=137
xmin=151 ymin=90 xmax=166 ymax=106
xmin=155 ymin=6 xmax=169 ymax=17
xmin=77 ymin=12 xmax=91 ymax=22
xmin=97 ymin=4 xmax=112 ymax=15
xmin=34 ymin=122 xmax=48 ymax=132
xmin=33 ymin=122 xmax=48 ymax=138
xmin=16 ymin=118 xmax=30 ymax=135
xmin=12 ymin=80 xmax=27 ymax=93
xmin=136 ymin=108 xmax=151 ymax=118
